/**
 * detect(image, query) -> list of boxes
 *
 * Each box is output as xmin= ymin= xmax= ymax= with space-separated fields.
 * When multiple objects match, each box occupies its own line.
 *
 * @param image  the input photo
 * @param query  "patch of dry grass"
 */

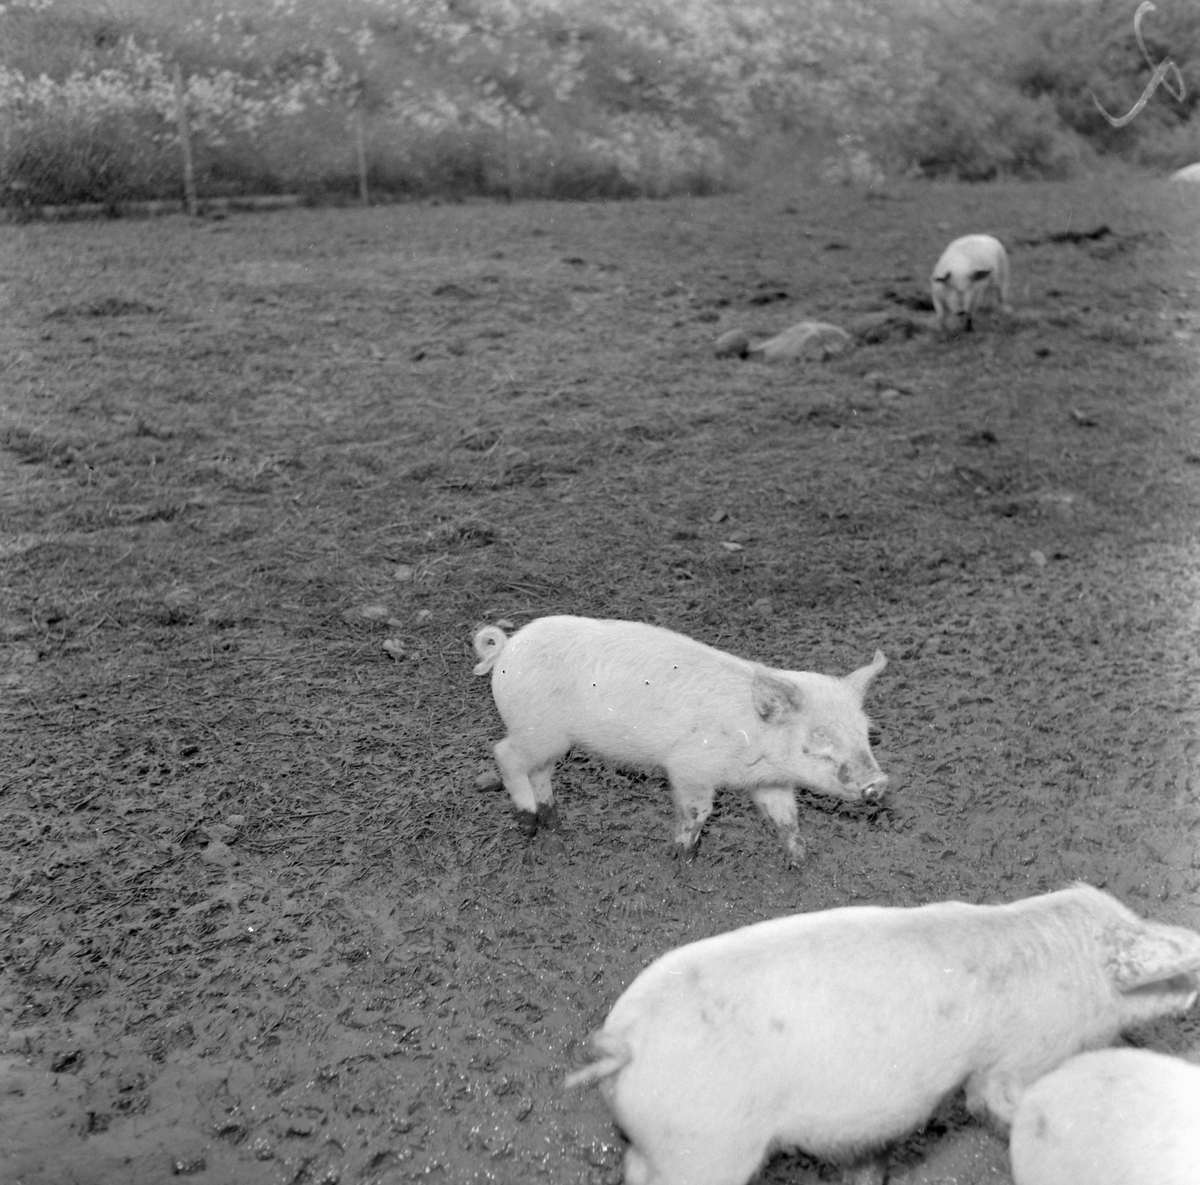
xmin=2 ymin=178 xmax=1200 ymax=1184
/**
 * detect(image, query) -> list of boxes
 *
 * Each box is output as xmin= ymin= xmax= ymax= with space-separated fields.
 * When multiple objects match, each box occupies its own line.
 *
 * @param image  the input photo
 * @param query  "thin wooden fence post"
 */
xmin=172 ymin=62 xmax=198 ymax=217
xmin=354 ymin=87 xmax=369 ymax=206
xmin=501 ymin=105 xmax=515 ymax=202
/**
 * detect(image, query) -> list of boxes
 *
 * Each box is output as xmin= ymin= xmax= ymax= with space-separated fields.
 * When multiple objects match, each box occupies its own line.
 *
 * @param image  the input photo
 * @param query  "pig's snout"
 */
xmin=861 ymin=776 xmax=888 ymax=802
xmin=838 ymin=756 xmax=887 ymax=800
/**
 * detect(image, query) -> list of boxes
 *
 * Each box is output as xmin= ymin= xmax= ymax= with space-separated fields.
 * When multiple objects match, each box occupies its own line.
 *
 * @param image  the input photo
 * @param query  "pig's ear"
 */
xmin=751 ymin=667 xmax=804 ymax=723
xmin=844 ymin=650 xmax=887 ymax=702
xmin=1102 ymin=923 xmax=1200 ymax=990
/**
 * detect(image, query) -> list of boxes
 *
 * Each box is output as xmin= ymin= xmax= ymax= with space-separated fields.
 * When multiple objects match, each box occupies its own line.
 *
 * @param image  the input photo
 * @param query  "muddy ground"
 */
xmin=2 ymin=174 xmax=1200 ymax=1185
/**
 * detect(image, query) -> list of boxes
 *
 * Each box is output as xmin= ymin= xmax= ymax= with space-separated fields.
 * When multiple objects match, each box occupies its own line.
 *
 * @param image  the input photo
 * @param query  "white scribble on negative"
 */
xmin=1092 ymin=1 xmax=1185 ymax=128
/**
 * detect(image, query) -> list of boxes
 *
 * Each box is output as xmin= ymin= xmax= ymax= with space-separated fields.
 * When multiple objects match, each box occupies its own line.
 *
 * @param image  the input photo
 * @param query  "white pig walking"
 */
xmin=565 ymin=885 xmax=1200 ymax=1185
xmin=1010 ymin=1047 xmax=1200 ymax=1185
xmin=930 ymin=234 xmax=1011 ymax=331
xmin=472 ymin=616 xmax=887 ymax=863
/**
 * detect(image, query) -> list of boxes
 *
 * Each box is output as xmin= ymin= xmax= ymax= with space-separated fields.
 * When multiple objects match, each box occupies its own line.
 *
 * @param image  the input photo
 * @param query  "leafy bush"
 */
xmin=1007 ymin=0 xmax=1200 ymax=144
xmin=901 ymin=71 xmax=1087 ymax=181
xmin=4 ymin=105 xmax=181 ymax=206
xmin=1122 ymin=118 xmax=1200 ymax=171
xmin=912 ymin=0 xmax=1199 ymax=175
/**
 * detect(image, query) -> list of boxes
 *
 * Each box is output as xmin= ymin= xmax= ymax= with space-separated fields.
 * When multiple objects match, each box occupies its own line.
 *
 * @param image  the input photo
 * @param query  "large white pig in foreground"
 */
xmin=1010 ymin=1047 xmax=1200 ymax=1185
xmin=472 ymin=616 xmax=887 ymax=863
xmin=930 ymin=233 xmax=1011 ymax=331
xmin=565 ymin=885 xmax=1200 ymax=1185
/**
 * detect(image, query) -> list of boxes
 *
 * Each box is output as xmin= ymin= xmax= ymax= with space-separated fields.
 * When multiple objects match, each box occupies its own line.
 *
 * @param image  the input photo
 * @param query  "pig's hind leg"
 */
xmin=494 ymin=738 xmax=560 ymax=836
xmin=622 ymin=1135 xmax=768 ymax=1185
xmin=751 ymin=786 xmax=807 ymax=865
xmin=964 ymin=1062 xmax=1025 ymax=1128
xmin=529 ymin=763 xmax=560 ymax=831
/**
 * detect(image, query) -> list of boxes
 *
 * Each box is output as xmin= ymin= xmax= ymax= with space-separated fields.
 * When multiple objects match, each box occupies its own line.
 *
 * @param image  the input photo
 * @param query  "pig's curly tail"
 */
xmin=472 ymin=625 xmax=509 ymax=675
xmin=563 ymin=1032 xmax=631 ymax=1089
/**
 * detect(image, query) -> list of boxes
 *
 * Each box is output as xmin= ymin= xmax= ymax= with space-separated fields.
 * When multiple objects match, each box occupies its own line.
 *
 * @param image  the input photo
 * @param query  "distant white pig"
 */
xmin=930 ymin=234 xmax=1011 ymax=331
xmin=1010 ymin=1047 xmax=1200 ymax=1185
xmin=565 ymin=885 xmax=1200 ymax=1185
xmin=472 ymin=616 xmax=887 ymax=862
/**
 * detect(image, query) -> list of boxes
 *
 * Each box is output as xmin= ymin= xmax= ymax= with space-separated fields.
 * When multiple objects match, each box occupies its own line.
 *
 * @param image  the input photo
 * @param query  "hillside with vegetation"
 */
xmin=1 ymin=0 xmax=1199 ymax=205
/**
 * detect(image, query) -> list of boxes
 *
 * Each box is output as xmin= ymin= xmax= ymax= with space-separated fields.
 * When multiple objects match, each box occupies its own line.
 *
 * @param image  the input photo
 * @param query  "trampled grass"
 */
xmin=2 ymin=175 xmax=1200 ymax=1183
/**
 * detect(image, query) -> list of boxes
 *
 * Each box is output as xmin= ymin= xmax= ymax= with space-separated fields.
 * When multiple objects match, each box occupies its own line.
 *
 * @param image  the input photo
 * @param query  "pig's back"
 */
xmin=500 ymin=616 xmax=746 ymax=672
xmin=491 ymin=616 xmax=757 ymax=751
xmin=934 ymin=234 xmax=1002 ymax=278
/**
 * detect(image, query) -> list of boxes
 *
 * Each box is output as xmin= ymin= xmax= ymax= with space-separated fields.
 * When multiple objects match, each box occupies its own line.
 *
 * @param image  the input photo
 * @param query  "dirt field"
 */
xmin=2 ymin=174 xmax=1200 ymax=1185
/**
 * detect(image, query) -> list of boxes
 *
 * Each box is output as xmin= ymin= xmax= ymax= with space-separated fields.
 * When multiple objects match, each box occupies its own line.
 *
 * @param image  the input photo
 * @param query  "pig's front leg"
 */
xmin=666 ymin=775 xmax=715 ymax=858
xmin=750 ymin=785 xmax=807 ymax=865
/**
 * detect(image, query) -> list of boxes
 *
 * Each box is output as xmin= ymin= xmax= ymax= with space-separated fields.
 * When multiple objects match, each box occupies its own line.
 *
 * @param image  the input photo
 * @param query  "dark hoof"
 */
xmin=671 ymin=838 xmax=701 ymax=862
xmin=535 ymin=802 xmax=561 ymax=832
xmin=513 ymin=808 xmax=539 ymax=837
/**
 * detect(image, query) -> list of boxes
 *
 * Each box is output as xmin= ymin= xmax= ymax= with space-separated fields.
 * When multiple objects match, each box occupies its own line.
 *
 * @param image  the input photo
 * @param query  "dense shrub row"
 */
xmin=1 ymin=0 xmax=1198 ymax=207
xmin=909 ymin=0 xmax=1200 ymax=179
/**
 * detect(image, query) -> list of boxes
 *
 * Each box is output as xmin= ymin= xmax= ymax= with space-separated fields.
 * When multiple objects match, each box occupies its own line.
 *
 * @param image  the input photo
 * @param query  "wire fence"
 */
xmin=4 ymin=0 xmax=1192 ymax=221
xmin=0 ymin=51 xmax=739 ymax=221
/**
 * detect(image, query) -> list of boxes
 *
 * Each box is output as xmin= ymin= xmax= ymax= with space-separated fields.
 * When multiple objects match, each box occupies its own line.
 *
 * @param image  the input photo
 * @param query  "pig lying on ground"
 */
xmin=472 ymin=616 xmax=887 ymax=863
xmin=930 ymin=234 xmax=1011 ymax=332
xmin=565 ymin=884 xmax=1200 ymax=1185
xmin=1010 ymin=1047 xmax=1200 ymax=1185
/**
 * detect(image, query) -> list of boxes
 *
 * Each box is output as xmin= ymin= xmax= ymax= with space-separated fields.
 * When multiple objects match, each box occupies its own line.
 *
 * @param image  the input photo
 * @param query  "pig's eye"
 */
xmin=809 ymin=727 xmax=833 ymax=749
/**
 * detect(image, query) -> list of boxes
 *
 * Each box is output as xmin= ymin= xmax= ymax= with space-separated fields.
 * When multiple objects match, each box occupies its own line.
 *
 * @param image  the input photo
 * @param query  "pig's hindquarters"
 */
xmin=608 ymin=991 xmax=967 ymax=1183
xmin=601 ymin=918 xmax=1093 ymax=1185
